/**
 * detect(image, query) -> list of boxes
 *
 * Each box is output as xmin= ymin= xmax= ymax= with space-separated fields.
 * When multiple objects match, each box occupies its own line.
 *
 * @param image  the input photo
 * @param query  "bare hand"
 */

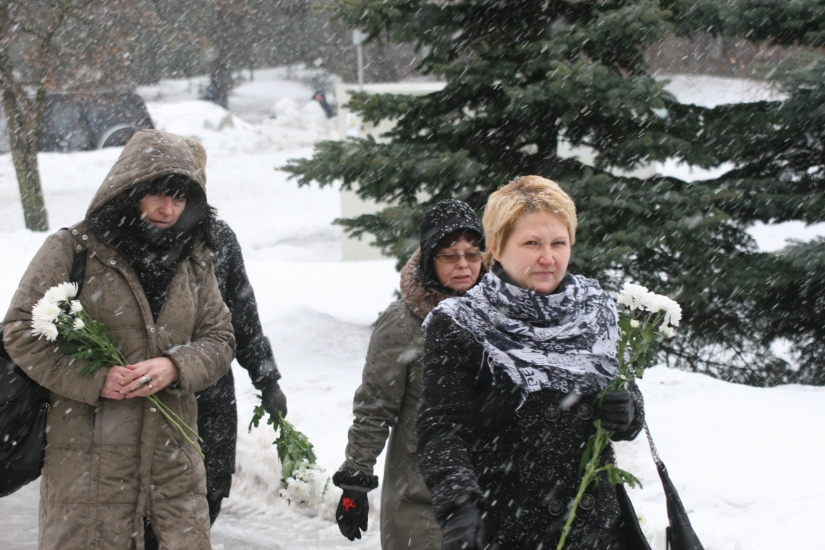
xmin=100 ymin=366 xmax=132 ymax=400
xmin=120 ymin=357 xmax=180 ymax=399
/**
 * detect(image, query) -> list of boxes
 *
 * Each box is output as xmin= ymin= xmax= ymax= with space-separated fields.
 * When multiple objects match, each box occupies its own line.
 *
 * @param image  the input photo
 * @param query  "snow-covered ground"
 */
xmin=0 ymin=71 xmax=823 ymax=549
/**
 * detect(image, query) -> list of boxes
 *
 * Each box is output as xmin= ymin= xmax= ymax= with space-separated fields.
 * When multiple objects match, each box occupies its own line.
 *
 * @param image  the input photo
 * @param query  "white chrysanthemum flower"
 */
xmin=43 ymin=282 xmax=78 ymax=306
xmin=661 ymin=298 xmax=682 ymax=327
xmin=637 ymin=292 xmax=682 ymax=327
xmin=617 ymin=283 xmax=650 ymax=311
xmin=32 ymin=299 xmax=61 ymax=325
xmin=629 ymin=319 xmax=640 ymax=329
xmin=33 ymin=322 xmax=60 ymax=341
xmin=69 ymin=300 xmax=83 ymax=314
xmin=280 ymin=466 xmax=329 ymax=507
xmin=659 ymin=325 xmax=676 ymax=339
xmin=73 ymin=318 xmax=85 ymax=330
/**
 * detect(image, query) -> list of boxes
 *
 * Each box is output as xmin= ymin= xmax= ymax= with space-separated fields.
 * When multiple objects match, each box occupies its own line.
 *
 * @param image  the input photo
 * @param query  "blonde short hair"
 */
xmin=482 ymin=175 xmax=577 ymax=266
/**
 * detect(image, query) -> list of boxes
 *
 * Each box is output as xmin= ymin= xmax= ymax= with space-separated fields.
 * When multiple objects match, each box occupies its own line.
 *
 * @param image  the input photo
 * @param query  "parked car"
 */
xmin=0 ymin=91 xmax=154 ymax=154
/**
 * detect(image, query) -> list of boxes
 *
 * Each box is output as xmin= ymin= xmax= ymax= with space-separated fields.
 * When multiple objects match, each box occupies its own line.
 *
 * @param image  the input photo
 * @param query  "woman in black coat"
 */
xmin=196 ymin=220 xmax=287 ymax=523
xmin=146 ymin=220 xmax=287 ymax=548
xmin=417 ymin=176 xmax=645 ymax=550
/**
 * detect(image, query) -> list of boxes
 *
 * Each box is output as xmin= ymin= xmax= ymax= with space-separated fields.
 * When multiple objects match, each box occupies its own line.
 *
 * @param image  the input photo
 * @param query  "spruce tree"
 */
xmin=285 ymin=0 xmax=785 ymax=383
xmin=679 ymin=0 xmax=825 ymax=385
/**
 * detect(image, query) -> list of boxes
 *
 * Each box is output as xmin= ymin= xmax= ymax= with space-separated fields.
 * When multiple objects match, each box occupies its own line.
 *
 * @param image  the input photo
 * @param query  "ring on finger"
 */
xmin=139 ymin=375 xmax=153 ymax=386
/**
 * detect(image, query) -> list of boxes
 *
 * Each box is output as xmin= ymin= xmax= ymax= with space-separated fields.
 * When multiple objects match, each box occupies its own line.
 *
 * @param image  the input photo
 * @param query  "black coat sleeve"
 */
xmin=214 ymin=221 xmax=281 ymax=389
xmin=416 ymin=311 xmax=484 ymax=524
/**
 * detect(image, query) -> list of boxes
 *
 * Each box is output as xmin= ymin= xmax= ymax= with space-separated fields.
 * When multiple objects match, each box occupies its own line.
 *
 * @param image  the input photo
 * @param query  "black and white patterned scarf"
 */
xmin=423 ymin=269 xmax=619 ymax=401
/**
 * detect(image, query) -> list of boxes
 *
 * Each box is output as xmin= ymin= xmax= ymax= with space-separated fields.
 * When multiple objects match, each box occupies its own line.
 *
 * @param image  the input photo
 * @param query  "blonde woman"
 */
xmin=417 ymin=177 xmax=645 ymax=550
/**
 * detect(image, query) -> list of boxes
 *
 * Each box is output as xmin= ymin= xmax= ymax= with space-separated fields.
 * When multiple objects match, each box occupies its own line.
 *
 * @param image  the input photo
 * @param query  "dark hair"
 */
xmin=87 ymin=174 xmax=219 ymax=250
xmin=434 ymin=230 xmax=483 ymax=253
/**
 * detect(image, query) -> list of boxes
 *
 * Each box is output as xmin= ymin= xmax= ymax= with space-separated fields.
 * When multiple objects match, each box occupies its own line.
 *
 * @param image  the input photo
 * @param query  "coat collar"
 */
xmin=400 ymin=248 xmax=452 ymax=320
xmin=70 ymin=220 xmax=212 ymax=271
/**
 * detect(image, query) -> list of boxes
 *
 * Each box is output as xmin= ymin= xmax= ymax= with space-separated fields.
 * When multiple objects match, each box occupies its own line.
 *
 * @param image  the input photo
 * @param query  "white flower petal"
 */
xmin=69 ymin=301 xmax=83 ymax=314
xmin=73 ymin=318 xmax=85 ymax=330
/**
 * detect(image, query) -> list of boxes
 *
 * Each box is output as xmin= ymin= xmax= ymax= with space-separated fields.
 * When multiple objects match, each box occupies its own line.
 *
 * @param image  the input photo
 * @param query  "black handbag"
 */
xmin=643 ymin=423 xmax=705 ymax=550
xmin=0 ymin=247 xmax=87 ymax=497
xmin=615 ymin=422 xmax=705 ymax=550
xmin=0 ymin=349 xmax=50 ymax=497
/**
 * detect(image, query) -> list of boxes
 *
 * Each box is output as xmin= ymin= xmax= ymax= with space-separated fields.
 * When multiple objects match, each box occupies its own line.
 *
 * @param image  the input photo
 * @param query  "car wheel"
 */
xmin=97 ymin=125 xmax=136 ymax=149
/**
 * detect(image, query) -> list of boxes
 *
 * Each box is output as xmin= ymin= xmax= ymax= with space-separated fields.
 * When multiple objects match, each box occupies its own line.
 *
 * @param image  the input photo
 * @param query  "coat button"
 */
xmin=149 ymin=327 xmax=155 ymax=333
xmin=81 ymin=234 xmax=88 ymax=240
xmin=580 ymin=494 xmax=595 ymax=510
xmin=76 ymin=245 xmax=83 ymax=250
xmin=547 ymin=500 xmax=564 ymax=516
xmin=577 ymin=404 xmax=594 ymax=420
xmin=72 ymin=229 xmax=78 ymax=235
xmin=109 ymin=260 xmax=116 ymax=265
xmin=201 ymin=261 xmax=206 ymax=266
xmin=544 ymin=405 xmax=560 ymax=422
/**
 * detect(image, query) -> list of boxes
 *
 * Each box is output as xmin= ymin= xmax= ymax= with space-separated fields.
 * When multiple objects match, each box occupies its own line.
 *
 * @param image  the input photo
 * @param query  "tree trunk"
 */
xmin=2 ymin=88 xmax=48 ymax=231
xmin=209 ymin=6 xmax=232 ymax=107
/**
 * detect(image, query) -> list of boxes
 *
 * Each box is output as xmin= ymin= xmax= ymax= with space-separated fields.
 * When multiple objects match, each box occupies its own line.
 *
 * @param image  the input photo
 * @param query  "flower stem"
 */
xmin=148 ymin=395 xmax=204 ymax=459
xmin=556 ymin=425 xmax=612 ymax=550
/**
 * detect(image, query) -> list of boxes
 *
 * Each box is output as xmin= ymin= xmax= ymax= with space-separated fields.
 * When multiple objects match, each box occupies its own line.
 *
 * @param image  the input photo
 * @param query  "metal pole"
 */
xmin=352 ymin=30 xmax=366 ymax=92
xmin=357 ymin=44 xmax=364 ymax=92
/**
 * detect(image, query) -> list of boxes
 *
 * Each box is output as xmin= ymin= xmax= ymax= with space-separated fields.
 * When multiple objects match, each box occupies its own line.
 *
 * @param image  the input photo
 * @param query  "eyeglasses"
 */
xmin=435 ymin=251 xmax=483 ymax=264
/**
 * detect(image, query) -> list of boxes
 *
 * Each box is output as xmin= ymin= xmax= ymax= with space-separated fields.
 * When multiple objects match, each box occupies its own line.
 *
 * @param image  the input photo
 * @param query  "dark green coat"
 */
xmin=340 ymin=250 xmax=445 ymax=550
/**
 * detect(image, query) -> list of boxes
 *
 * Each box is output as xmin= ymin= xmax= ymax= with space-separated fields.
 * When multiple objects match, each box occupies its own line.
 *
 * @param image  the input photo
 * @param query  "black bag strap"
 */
xmin=1 ymin=235 xmax=87 ymax=361
xmin=61 ymin=227 xmax=88 ymax=296
xmin=70 ymin=247 xmax=88 ymax=296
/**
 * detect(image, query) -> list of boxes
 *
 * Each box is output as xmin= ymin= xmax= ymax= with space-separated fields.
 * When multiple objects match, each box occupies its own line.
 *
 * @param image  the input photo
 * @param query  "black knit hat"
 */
xmin=418 ymin=199 xmax=485 ymax=292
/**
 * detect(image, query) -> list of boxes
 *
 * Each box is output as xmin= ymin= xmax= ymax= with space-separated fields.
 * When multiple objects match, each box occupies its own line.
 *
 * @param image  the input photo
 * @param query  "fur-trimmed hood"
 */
xmin=400 ymin=248 xmax=452 ymax=320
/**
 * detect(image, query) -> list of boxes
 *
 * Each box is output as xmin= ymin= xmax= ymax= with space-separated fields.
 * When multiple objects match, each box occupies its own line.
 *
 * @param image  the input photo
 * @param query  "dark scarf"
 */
xmin=113 ymin=221 xmax=198 ymax=321
xmin=87 ymin=178 xmax=216 ymax=322
xmin=423 ymin=269 xmax=619 ymax=403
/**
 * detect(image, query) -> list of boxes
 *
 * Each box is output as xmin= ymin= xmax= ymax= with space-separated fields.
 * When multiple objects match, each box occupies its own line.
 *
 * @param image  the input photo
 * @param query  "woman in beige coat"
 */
xmin=332 ymin=200 xmax=485 ymax=549
xmin=2 ymin=130 xmax=235 ymax=549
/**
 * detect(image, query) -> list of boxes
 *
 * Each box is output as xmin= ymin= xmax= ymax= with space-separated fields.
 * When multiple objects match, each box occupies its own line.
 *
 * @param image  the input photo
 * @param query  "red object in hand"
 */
xmin=342 ymin=497 xmax=357 ymax=511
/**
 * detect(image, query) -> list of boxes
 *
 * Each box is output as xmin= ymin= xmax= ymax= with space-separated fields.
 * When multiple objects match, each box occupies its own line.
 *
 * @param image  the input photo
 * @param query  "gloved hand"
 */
xmin=261 ymin=381 xmax=288 ymax=419
xmin=442 ymin=500 xmax=484 ymax=550
xmin=600 ymin=390 xmax=635 ymax=432
xmin=336 ymin=489 xmax=369 ymax=540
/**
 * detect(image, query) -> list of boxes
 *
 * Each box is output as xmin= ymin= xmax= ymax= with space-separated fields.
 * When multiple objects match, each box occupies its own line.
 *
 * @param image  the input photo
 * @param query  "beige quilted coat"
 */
xmin=2 ymin=130 xmax=235 ymax=549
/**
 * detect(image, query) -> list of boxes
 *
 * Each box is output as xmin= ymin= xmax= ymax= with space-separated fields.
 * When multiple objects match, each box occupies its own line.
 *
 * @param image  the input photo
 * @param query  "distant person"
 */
xmin=332 ymin=200 xmax=485 ymax=549
xmin=3 ymin=129 xmax=235 ymax=549
xmin=203 ymin=83 xmax=229 ymax=110
xmin=313 ymin=88 xmax=336 ymax=118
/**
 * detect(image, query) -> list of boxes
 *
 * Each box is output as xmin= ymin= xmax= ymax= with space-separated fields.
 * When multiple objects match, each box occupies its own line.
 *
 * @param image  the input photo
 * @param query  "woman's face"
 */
xmin=138 ymin=192 xmax=186 ymax=229
xmin=493 ymin=210 xmax=571 ymax=295
xmin=434 ymin=236 xmax=483 ymax=292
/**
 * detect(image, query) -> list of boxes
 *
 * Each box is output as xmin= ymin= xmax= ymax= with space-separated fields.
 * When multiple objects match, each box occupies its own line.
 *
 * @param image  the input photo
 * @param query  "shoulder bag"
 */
xmin=0 ymin=246 xmax=87 ymax=497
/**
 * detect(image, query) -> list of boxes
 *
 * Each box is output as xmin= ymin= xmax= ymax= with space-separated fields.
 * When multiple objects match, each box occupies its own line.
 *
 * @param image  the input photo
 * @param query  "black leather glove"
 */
xmin=600 ymin=390 xmax=635 ymax=432
xmin=442 ymin=501 xmax=485 ymax=550
xmin=261 ymin=381 xmax=288 ymax=419
xmin=336 ymin=489 xmax=369 ymax=540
